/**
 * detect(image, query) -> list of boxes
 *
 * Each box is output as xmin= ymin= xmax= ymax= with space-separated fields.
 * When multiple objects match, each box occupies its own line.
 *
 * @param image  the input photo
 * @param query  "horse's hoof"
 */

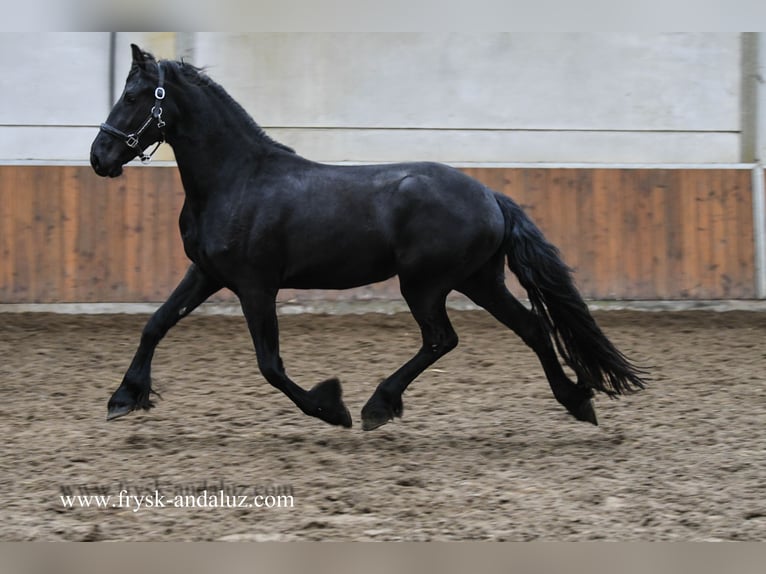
xmin=106 ymin=383 xmax=156 ymax=421
xmin=309 ymin=378 xmax=352 ymax=428
xmin=337 ymin=406 xmax=353 ymax=428
xmin=322 ymin=399 xmax=352 ymax=428
xmin=570 ymin=398 xmax=598 ymax=426
xmin=361 ymin=413 xmax=391 ymax=431
xmin=361 ymin=393 xmax=403 ymax=431
xmin=106 ymin=403 xmax=133 ymax=421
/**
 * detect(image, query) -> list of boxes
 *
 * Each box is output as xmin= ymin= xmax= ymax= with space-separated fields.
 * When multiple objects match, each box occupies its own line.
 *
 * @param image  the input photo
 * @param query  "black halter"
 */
xmin=100 ymin=61 xmax=167 ymax=164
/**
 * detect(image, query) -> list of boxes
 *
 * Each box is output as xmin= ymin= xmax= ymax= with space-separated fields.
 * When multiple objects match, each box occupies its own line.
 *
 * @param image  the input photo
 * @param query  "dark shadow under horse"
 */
xmin=90 ymin=45 xmax=645 ymax=431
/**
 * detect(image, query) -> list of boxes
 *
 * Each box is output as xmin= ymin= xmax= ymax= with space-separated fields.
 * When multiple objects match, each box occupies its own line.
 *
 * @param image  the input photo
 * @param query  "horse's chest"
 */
xmin=179 ymin=210 xmax=201 ymax=262
xmin=180 ymin=211 xmax=234 ymax=269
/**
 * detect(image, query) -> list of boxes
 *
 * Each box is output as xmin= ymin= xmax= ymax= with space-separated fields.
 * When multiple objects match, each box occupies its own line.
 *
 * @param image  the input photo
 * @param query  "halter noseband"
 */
xmin=100 ymin=61 xmax=167 ymax=164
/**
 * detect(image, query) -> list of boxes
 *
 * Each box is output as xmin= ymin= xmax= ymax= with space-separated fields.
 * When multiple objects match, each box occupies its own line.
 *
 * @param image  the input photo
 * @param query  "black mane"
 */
xmin=163 ymin=59 xmax=296 ymax=154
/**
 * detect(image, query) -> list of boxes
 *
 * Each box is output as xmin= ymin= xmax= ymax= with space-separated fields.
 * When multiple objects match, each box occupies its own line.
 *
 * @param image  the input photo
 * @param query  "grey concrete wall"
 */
xmin=0 ymin=32 xmax=753 ymax=164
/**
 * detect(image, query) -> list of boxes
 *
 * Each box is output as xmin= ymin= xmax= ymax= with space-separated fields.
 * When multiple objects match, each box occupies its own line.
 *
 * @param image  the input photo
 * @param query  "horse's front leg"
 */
xmin=107 ymin=264 xmax=221 ymax=420
xmin=239 ymin=287 xmax=352 ymax=428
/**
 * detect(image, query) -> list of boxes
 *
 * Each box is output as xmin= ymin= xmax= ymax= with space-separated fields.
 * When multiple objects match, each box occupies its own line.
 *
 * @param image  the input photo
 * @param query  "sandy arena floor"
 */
xmin=1 ymin=309 xmax=765 ymax=541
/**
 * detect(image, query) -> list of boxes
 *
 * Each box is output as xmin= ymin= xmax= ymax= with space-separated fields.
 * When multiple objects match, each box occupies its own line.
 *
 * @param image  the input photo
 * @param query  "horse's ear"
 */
xmin=130 ymin=44 xmax=155 ymax=69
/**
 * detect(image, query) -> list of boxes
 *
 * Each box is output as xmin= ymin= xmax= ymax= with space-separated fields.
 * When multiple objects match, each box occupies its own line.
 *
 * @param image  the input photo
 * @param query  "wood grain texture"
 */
xmin=0 ymin=166 xmax=757 ymax=303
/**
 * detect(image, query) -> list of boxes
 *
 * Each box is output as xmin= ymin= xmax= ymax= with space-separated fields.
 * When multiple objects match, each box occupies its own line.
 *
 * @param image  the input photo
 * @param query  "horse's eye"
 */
xmin=124 ymin=93 xmax=136 ymax=103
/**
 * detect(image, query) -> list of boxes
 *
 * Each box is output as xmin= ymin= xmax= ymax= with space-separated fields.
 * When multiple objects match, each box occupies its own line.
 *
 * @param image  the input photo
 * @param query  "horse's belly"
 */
xmin=282 ymin=252 xmax=397 ymax=290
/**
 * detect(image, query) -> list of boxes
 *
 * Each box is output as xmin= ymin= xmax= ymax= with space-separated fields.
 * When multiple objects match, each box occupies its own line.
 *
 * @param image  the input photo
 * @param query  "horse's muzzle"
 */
xmin=90 ymin=150 xmax=124 ymax=178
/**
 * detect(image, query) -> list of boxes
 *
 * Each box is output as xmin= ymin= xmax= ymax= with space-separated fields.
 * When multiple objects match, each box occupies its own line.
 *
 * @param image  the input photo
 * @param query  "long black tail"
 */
xmin=495 ymin=193 xmax=646 ymax=396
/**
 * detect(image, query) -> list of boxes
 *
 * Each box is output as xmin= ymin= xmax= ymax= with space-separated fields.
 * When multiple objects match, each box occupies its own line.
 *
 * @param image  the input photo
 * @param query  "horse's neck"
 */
xmin=167 ymin=102 xmax=257 ymax=203
xmin=166 ymin=83 xmax=293 ymax=204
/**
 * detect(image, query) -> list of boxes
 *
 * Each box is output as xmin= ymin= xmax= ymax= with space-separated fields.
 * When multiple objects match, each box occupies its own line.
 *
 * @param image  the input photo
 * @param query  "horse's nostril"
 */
xmin=90 ymin=152 xmax=100 ymax=171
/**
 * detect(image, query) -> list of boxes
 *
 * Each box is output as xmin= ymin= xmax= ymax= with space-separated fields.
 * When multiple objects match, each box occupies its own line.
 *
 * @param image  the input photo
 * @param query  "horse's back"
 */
xmin=307 ymin=159 xmax=503 ymax=223
xmin=231 ymin=156 xmax=508 ymax=289
xmin=271 ymin=157 xmax=503 ymax=234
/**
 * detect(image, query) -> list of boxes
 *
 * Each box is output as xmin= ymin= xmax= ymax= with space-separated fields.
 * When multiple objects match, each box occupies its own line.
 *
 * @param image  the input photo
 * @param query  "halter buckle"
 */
xmin=126 ymin=135 xmax=140 ymax=148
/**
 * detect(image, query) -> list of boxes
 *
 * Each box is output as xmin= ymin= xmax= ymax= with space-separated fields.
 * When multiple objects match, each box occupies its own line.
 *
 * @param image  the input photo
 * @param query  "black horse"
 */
xmin=90 ymin=45 xmax=645 ymax=431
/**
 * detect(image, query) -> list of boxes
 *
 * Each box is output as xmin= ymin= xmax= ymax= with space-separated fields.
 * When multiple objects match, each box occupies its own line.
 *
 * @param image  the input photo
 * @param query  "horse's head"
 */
xmin=90 ymin=44 xmax=168 ymax=178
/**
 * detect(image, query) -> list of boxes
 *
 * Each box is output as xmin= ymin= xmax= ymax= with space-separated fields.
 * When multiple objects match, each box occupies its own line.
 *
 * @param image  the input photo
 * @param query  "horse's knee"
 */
xmin=141 ymin=319 xmax=164 ymax=346
xmin=427 ymin=330 xmax=458 ymax=357
xmin=445 ymin=330 xmax=459 ymax=352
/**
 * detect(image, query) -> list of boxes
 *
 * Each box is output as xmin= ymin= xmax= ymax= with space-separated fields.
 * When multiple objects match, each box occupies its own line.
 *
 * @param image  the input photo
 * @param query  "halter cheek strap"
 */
xmin=99 ymin=61 xmax=167 ymax=164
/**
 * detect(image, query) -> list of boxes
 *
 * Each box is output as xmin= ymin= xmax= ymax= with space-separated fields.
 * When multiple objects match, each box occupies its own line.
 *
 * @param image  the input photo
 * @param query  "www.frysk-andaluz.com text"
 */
xmin=59 ymin=481 xmax=294 ymax=512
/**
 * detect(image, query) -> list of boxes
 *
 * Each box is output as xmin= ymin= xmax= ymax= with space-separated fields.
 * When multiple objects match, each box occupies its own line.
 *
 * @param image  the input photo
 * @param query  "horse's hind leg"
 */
xmin=361 ymin=283 xmax=458 ymax=431
xmin=458 ymin=270 xmax=598 ymax=425
xmin=107 ymin=264 xmax=221 ymax=421
xmin=238 ymin=286 xmax=352 ymax=428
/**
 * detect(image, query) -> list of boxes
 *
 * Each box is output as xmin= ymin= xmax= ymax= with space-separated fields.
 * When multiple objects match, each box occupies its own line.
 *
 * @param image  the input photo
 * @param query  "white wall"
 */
xmin=0 ymin=32 xmax=753 ymax=164
xmin=0 ymin=32 xmax=111 ymax=162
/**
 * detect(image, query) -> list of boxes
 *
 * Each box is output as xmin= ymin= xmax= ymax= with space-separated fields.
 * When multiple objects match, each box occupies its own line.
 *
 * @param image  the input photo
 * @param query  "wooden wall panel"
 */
xmin=464 ymin=167 xmax=756 ymax=300
xmin=0 ymin=165 xmax=757 ymax=303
